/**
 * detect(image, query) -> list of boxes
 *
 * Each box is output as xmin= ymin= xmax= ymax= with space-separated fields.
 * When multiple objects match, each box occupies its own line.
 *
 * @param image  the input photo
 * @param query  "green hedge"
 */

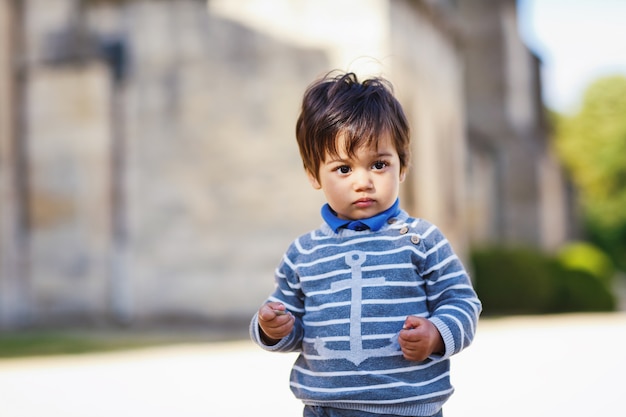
xmin=471 ymin=246 xmax=616 ymax=316
xmin=557 ymin=241 xmax=615 ymax=287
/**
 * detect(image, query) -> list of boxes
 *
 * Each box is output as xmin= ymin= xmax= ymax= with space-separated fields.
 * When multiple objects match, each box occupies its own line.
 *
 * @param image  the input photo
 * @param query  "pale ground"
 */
xmin=1 ymin=313 xmax=625 ymax=417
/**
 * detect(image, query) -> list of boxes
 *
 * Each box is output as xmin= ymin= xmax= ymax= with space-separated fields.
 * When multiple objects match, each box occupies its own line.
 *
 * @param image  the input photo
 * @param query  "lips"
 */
xmin=353 ymin=198 xmax=375 ymax=208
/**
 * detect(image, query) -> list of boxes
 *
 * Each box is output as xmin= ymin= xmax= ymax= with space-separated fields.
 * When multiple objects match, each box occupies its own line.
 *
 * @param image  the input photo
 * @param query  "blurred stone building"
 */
xmin=0 ymin=0 xmax=573 ymax=328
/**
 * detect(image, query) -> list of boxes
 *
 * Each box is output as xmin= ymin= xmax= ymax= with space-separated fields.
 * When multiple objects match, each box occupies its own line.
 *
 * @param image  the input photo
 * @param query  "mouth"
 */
xmin=353 ymin=198 xmax=375 ymax=208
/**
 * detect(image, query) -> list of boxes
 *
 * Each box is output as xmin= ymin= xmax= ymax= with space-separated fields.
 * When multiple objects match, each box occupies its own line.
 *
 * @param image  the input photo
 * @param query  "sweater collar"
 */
xmin=321 ymin=199 xmax=400 ymax=233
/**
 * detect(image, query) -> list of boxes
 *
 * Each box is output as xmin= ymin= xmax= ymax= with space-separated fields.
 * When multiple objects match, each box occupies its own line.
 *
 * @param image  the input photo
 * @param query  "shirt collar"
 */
xmin=321 ymin=199 xmax=401 ymax=233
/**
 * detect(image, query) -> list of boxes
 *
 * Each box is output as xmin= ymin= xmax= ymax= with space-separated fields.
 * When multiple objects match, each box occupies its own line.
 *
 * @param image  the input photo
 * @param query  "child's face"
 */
xmin=307 ymin=133 xmax=406 ymax=221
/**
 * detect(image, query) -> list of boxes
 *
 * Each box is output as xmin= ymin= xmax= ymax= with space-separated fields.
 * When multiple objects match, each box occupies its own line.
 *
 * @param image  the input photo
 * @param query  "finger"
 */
xmin=265 ymin=314 xmax=295 ymax=339
xmin=267 ymin=301 xmax=286 ymax=311
xmin=259 ymin=303 xmax=285 ymax=321
xmin=263 ymin=303 xmax=289 ymax=317
xmin=403 ymin=315 xmax=426 ymax=329
xmin=399 ymin=327 xmax=424 ymax=342
xmin=400 ymin=324 xmax=419 ymax=334
xmin=257 ymin=307 xmax=271 ymax=322
xmin=259 ymin=309 xmax=293 ymax=329
xmin=400 ymin=341 xmax=428 ymax=359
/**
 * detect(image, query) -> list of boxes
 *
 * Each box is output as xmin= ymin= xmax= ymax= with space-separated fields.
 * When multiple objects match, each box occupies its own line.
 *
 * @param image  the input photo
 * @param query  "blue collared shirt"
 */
xmin=321 ymin=199 xmax=401 ymax=233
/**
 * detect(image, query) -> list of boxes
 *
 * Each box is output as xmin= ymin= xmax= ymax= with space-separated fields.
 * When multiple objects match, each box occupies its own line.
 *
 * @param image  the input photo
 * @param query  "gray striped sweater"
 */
xmin=250 ymin=210 xmax=481 ymax=416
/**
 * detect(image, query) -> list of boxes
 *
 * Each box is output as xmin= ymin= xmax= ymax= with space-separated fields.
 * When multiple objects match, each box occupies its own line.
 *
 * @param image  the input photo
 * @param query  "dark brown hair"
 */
xmin=295 ymin=71 xmax=410 ymax=181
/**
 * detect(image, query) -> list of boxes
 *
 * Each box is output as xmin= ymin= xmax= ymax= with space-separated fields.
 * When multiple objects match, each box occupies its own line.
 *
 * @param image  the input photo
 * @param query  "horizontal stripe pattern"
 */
xmin=250 ymin=210 xmax=481 ymax=415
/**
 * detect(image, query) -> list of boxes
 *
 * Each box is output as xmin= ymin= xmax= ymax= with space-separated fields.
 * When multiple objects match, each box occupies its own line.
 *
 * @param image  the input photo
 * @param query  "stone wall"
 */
xmin=0 ymin=0 xmax=569 ymax=328
xmin=459 ymin=0 xmax=574 ymax=248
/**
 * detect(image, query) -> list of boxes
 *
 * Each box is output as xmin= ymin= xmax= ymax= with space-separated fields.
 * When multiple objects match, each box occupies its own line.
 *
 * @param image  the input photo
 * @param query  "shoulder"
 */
xmin=283 ymin=224 xmax=335 ymax=257
xmin=396 ymin=213 xmax=449 ymax=249
xmin=395 ymin=211 xmax=437 ymax=235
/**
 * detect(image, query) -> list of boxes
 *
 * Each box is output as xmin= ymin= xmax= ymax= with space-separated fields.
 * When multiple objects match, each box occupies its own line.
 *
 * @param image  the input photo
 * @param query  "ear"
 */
xmin=399 ymin=169 xmax=407 ymax=183
xmin=306 ymin=170 xmax=322 ymax=189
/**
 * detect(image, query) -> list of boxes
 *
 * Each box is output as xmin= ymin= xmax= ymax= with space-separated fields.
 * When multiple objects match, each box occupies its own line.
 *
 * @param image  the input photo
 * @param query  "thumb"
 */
xmin=403 ymin=315 xmax=424 ymax=330
xmin=259 ymin=302 xmax=286 ymax=321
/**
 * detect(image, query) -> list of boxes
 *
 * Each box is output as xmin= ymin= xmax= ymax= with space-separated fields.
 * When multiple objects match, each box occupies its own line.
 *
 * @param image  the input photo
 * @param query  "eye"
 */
xmin=335 ymin=165 xmax=351 ymax=174
xmin=372 ymin=160 xmax=388 ymax=170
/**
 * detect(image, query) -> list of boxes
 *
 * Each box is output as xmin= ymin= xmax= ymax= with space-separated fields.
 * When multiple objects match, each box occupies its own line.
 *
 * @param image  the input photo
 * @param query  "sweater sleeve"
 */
xmin=419 ymin=222 xmax=482 ymax=360
xmin=249 ymin=247 xmax=306 ymax=352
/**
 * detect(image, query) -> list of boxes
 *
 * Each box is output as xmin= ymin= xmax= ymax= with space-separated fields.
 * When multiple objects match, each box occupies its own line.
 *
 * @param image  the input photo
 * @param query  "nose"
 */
xmin=353 ymin=169 xmax=373 ymax=191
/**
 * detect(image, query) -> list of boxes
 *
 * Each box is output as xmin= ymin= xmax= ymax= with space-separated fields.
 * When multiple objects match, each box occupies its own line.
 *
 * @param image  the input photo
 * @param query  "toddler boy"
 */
xmin=251 ymin=71 xmax=481 ymax=417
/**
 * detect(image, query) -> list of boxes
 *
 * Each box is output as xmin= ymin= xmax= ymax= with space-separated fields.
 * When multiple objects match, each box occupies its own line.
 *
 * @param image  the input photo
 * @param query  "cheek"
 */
xmin=322 ymin=180 xmax=342 ymax=196
xmin=321 ymin=179 xmax=346 ymax=200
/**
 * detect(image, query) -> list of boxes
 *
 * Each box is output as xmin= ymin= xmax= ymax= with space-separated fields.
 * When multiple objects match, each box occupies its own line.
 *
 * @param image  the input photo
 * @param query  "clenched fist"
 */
xmin=257 ymin=302 xmax=295 ymax=345
xmin=398 ymin=316 xmax=444 ymax=361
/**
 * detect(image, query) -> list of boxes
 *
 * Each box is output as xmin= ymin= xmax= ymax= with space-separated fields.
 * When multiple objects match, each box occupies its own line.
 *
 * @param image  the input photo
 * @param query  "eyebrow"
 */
xmin=325 ymin=151 xmax=394 ymax=165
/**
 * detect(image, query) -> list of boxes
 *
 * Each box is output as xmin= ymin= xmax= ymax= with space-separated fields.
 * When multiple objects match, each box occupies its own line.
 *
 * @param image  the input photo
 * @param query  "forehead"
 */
xmin=326 ymin=132 xmax=397 ymax=160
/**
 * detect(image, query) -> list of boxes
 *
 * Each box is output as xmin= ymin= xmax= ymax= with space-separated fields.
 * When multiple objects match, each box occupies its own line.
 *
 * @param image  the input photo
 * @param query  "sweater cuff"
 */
xmin=249 ymin=313 xmax=292 ymax=351
xmin=428 ymin=317 xmax=455 ymax=360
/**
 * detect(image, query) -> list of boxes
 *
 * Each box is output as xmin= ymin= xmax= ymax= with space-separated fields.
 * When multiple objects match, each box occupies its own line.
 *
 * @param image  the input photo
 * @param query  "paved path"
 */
xmin=1 ymin=313 xmax=625 ymax=417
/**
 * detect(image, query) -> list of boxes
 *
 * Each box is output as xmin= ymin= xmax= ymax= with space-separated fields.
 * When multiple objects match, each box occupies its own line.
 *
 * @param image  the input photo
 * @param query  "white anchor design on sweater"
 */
xmin=314 ymin=251 xmax=399 ymax=365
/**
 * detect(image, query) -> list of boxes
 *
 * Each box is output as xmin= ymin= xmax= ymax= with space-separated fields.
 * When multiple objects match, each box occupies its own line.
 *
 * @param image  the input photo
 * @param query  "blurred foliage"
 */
xmin=472 ymin=247 xmax=616 ymax=316
xmin=552 ymin=75 xmax=626 ymax=270
xmin=557 ymin=241 xmax=615 ymax=287
xmin=0 ymin=332 xmax=150 ymax=359
xmin=0 ymin=328 xmax=241 ymax=359
xmin=472 ymin=247 xmax=555 ymax=315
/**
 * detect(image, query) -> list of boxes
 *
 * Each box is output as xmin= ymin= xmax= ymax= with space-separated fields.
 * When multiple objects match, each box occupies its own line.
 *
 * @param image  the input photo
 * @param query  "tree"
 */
xmin=554 ymin=75 xmax=626 ymax=270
